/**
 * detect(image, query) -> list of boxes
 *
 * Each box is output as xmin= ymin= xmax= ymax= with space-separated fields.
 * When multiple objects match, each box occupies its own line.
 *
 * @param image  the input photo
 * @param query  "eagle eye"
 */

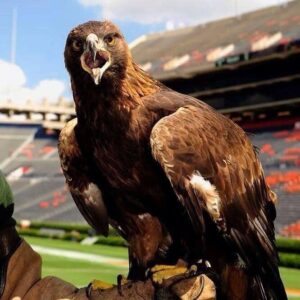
xmin=106 ymin=35 xmax=116 ymax=46
xmin=72 ymin=40 xmax=83 ymax=51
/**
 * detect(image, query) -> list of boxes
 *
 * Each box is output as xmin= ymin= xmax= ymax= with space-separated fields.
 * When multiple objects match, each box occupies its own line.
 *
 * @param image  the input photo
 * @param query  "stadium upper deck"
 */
xmin=131 ymin=0 xmax=300 ymax=80
xmin=131 ymin=0 xmax=300 ymax=131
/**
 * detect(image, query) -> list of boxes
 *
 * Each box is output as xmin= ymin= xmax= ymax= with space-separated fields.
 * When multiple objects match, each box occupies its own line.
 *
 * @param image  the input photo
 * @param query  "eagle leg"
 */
xmin=127 ymin=256 xmax=149 ymax=280
xmin=117 ymin=274 xmax=129 ymax=296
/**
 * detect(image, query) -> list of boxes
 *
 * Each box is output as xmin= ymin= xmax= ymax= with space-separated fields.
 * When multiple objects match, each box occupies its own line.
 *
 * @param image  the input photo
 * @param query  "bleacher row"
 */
xmin=250 ymin=128 xmax=300 ymax=237
xmin=0 ymin=125 xmax=299 ymax=237
xmin=0 ymin=126 xmax=84 ymax=224
xmin=132 ymin=1 xmax=300 ymax=77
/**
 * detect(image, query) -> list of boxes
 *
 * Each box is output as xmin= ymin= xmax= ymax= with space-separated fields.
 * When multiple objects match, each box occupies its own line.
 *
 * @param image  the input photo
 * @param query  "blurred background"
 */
xmin=0 ymin=0 xmax=300 ymax=298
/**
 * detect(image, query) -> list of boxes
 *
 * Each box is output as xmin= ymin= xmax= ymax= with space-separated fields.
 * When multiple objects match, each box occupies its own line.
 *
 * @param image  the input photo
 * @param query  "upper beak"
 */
xmin=86 ymin=33 xmax=102 ymax=60
xmin=81 ymin=33 xmax=111 ymax=85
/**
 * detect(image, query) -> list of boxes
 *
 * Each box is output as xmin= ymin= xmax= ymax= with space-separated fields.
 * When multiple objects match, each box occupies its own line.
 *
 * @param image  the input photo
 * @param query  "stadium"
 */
xmin=1 ymin=1 xmax=300 ymax=299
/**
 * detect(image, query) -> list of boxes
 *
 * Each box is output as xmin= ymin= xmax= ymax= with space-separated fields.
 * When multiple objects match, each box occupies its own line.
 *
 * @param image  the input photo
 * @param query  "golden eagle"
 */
xmin=59 ymin=21 xmax=286 ymax=299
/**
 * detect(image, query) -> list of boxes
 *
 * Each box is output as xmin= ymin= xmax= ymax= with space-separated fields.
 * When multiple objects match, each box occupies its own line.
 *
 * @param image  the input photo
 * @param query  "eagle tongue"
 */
xmin=85 ymin=52 xmax=107 ymax=69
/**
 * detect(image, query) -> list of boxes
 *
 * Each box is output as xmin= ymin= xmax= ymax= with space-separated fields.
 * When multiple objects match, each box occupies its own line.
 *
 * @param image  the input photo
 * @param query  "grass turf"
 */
xmin=41 ymin=254 xmax=126 ymax=285
xmin=23 ymin=236 xmax=300 ymax=298
xmin=23 ymin=236 xmax=128 ymax=258
xmin=280 ymin=267 xmax=300 ymax=290
xmin=23 ymin=236 xmax=128 ymax=286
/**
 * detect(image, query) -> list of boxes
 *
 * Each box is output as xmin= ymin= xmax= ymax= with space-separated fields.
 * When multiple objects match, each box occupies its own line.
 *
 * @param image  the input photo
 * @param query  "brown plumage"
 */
xmin=59 ymin=20 xmax=286 ymax=299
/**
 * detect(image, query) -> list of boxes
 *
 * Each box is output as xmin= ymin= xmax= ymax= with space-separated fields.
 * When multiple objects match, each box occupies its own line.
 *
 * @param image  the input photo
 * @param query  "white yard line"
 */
xmin=0 ymin=135 xmax=32 ymax=139
xmin=31 ymin=245 xmax=128 ymax=268
xmin=13 ymin=180 xmax=39 ymax=196
xmin=14 ymin=158 xmax=59 ymax=162
xmin=0 ymin=133 xmax=34 ymax=169
xmin=42 ymin=149 xmax=58 ymax=160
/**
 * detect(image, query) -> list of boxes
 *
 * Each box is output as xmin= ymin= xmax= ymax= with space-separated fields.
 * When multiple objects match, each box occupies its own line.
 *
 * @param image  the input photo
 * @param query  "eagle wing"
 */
xmin=150 ymin=105 xmax=284 ymax=298
xmin=58 ymin=118 xmax=109 ymax=236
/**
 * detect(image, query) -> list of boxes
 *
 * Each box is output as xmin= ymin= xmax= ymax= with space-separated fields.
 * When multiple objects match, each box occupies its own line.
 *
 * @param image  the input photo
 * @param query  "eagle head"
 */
xmin=64 ymin=21 xmax=129 ymax=86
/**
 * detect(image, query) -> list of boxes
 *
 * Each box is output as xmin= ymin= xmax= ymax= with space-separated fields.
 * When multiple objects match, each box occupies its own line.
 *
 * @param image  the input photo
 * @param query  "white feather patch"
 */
xmin=190 ymin=173 xmax=221 ymax=220
xmin=138 ymin=213 xmax=150 ymax=221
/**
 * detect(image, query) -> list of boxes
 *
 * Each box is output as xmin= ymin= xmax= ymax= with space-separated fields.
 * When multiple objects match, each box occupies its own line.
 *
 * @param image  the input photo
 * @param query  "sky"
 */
xmin=0 ymin=0 xmax=285 ymax=104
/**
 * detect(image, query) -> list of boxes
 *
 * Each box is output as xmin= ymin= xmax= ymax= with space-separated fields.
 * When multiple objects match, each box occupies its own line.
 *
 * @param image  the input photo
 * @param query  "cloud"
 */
xmin=78 ymin=0 xmax=284 ymax=26
xmin=0 ymin=60 xmax=26 ymax=93
xmin=31 ymin=80 xmax=65 ymax=102
xmin=0 ymin=60 xmax=66 ymax=105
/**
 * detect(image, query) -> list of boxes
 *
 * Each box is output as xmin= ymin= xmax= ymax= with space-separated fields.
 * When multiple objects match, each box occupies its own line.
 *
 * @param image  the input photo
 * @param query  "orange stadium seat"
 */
xmin=40 ymin=146 xmax=56 ymax=155
xmin=266 ymin=171 xmax=300 ymax=188
xmin=266 ymin=174 xmax=280 ymax=186
xmin=283 ymin=183 xmax=300 ymax=193
xmin=20 ymin=144 xmax=34 ymax=159
xmin=39 ymin=201 xmax=49 ymax=209
xmin=285 ymin=131 xmax=300 ymax=142
xmin=284 ymin=148 xmax=300 ymax=154
xmin=281 ymin=221 xmax=300 ymax=238
xmin=272 ymin=131 xmax=290 ymax=138
xmin=280 ymin=155 xmax=299 ymax=162
xmin=261 ymin=143 xmax=276 ymax=156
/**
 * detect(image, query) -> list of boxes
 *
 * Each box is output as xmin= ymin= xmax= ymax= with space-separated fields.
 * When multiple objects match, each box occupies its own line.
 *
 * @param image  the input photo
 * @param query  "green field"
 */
xmin=24 ymin=236 xmax=128 ymax=285
xmin=41 ymin=254 xmax=125 ymax=284
xmin=24 ymin=236 xmax=300 ymax=299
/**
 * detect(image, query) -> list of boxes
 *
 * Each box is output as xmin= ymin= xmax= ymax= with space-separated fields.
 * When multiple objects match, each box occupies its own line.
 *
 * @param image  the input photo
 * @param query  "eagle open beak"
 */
xmin=80 ymin=33 xmax=111 ymax=85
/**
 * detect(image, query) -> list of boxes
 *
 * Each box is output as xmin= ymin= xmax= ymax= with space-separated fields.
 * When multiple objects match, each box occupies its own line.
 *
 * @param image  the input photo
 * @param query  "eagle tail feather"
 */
xmin=187 ymin=175 xmax=287 ymax=300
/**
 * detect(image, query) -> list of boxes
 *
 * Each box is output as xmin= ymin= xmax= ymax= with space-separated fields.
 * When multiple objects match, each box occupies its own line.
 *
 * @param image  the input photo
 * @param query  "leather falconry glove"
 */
xmin=0 ymin=171 xmax=22 ymax=298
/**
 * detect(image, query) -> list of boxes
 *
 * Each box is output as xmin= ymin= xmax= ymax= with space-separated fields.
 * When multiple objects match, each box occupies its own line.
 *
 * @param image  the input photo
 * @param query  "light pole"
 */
xmin=10 ymin=8 xmax=18 ymax=64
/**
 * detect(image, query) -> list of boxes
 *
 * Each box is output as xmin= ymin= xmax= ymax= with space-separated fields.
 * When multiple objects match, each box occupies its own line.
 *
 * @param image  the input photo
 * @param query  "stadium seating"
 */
xmin=0 ymin=125 xmax=84 ymax=224
xmin=0 ymin=124 xmax=299 ymax=237
xmin=0 ymin=126 xmax=37 ymax=165
xmin=131 ymin=0 xmax=300 ymax=78
xmin=281 ymin=220 xmax=300 ymax=238
xmin=250 ymin=128 xmax=300 ymax=236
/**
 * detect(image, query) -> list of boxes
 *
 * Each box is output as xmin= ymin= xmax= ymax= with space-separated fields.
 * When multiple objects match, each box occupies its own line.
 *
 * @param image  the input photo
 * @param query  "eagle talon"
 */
xmin=117 ymin=274 xmax=128 ymax=296
xmin=189 ymin=264 xmax=198 ymax=276
xmin=204 ymin=260 xmax=211 ymax=268
xmin=196 ymin=259 xmax=211 ymax=267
